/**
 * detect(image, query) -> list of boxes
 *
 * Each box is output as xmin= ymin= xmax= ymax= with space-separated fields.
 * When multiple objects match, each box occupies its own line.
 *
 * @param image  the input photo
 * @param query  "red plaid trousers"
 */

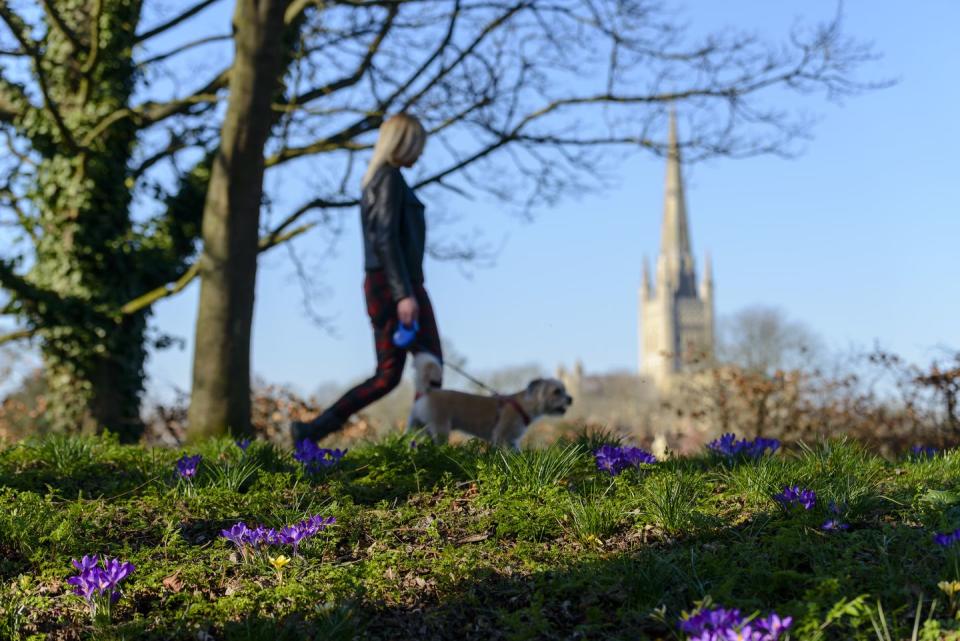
xmin=325 ymin=269 xmax=442 ymax=421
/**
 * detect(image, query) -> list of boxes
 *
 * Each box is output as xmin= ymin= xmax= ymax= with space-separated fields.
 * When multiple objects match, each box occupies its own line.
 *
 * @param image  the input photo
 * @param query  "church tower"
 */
xmin=639 ymin=111 xmax=715 ymax=389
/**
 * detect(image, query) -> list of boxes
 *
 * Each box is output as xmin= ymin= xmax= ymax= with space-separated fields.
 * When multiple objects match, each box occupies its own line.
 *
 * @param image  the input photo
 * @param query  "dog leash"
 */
xmin=404 ymin=336 xmax=503 ymax=396
xmin=443 ymin=360 xmax=531 ymax=425
xmin=395 ymin=322 xmax=505 ymax=396
xmin=442 ymin=360 xmax=502 ymax=397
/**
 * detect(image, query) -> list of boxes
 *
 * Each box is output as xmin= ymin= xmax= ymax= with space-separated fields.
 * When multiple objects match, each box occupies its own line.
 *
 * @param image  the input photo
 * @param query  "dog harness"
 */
xmin=496 ymin=396 xmax=531 ymax=426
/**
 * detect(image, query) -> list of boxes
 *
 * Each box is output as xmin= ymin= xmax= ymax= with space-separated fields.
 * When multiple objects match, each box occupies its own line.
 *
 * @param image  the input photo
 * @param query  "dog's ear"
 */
xmin=525 ymin=378 xmax=547 ymax=401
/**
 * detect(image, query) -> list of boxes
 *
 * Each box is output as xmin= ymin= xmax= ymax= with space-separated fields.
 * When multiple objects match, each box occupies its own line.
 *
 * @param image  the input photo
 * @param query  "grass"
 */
xmin=1 ymin=434 xmax=960 ymax=640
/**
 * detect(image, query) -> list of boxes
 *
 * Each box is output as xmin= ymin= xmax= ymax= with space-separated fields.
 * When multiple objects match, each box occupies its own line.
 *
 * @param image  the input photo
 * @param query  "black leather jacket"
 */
xmin=361 ymin=165 xmax=426 ymax=301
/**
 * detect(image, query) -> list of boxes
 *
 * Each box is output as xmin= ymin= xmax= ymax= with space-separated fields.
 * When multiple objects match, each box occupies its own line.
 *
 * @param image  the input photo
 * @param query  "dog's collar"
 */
xmin=498 ymin=396 xmax=531 ymax=426
xmin=414 ymin=381 xmax=442 ymax=402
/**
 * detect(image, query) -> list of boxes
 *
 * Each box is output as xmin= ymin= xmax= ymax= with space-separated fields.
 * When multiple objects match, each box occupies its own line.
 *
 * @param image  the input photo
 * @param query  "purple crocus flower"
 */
xmin=746 ymin=438 xmax=781 ymax=458
xmin=774 ymin=485 xmax=816 ymax=510
xmin=236 ymin=439 xmax=252 ymax=453
xmin=240 ymin=525 xmax=264 ymax=546
xmin=221 ymin=523 xmax=249 ymax=548
xmin=294 ymin=440 xmax=347 ymax=474
xmin=934 ymin=529 xmax=960 ymax=547
xmin=67 ymin=555 xmax=135 ymax=622
xmin=67 ymin=571 xmax=98 ymax=600
xmin=708 ymin=433 xmax=740 ymax=458
xmin=821 ymin=519 xmax=850 ymax=531
xmin=594 ymin=444 xmax=656 ymax=476
xmin=708 ymin=434 xmax=780 ymax=461
xmin=302 ymin=515 xmax=336 ymax=537
xmin=102 ymin=558 xmax=135 ymax=585
xmin=757 ymin=613 xmax=794 ymax=638
xmin=283 ymin=515 xmax=336 ymax=553
xmin=265 ymin=528 xmax=284 ymax=546
xmin=72 ymin=554 xmax=99 ymax=573
xmin=298 ymin=519 xmax=319 ymax=538
xmin=681 ymin=606 xmax=792 ymax=641
xmin=280 ymin=525 xmax=308 ymax=555
xmin=221 ymin=514 xmax=336 ymax=564
xmin=175 ymin=454 xmax=202 ymax=479
xmin=680 ymin=607 xmax=743 ymax=634
xmin=911 ymin=445 xmax=938 ymax=459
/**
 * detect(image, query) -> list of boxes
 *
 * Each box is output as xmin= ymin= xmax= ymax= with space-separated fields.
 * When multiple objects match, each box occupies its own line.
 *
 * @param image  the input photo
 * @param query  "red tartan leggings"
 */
xmin=325 ymin=269 xmax=442 ymax=421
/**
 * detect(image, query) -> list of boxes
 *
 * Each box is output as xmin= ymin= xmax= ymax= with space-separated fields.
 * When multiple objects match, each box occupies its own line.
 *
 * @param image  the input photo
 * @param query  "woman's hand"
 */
xmin=397 ymin=297 xmax=419 ymax=326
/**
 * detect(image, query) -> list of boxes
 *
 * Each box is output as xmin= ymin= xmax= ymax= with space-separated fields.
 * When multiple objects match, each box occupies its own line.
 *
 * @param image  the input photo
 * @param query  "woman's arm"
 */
xmin=369 ymin=167 xmax=415 ymax=303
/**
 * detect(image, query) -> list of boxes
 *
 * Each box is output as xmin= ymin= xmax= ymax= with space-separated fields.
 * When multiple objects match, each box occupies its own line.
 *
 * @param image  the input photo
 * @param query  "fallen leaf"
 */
xmin=456 ymin=533 xmax=490 ymax=544
xmin=162 ymin=573 xmax=183 ymax=593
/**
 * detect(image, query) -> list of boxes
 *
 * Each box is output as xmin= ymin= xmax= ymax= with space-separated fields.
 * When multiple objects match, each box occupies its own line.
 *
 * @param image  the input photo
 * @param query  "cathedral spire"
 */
xmin=640 ymin=109 xmax=716 ymax=385
xmin=641 ymin=256 xmax=651 ymax=299
xmin=659 ymin=108 xmax=697 ymax=296
xmin=700 ymin=250 xmax=713 ymax=300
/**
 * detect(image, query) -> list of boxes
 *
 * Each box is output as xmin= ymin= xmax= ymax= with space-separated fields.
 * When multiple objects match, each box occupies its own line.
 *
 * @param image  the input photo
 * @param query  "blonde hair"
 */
xmin=361 ymin=113 xmax=427 ymax=187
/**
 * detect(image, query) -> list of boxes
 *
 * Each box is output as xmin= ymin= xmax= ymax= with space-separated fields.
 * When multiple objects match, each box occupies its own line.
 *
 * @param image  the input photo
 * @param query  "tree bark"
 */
xmin=186 ymin=0 xmax=291 ymax=441
xmin=23 ymin=0 xmax=146 ymax=442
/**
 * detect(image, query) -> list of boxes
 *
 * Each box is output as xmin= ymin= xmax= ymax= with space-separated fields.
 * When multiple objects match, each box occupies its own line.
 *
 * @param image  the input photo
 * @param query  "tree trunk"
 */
xmin=25 ymin=0 xmax=146 ymax=442
xmin=41 ymin=314 xmax=148 ymax=441
xmin=186 ymin=0 xmax=291 ymax=441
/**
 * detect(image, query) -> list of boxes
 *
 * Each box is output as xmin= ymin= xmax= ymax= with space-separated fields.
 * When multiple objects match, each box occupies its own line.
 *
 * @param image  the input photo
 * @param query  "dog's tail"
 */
xmin=409 ymin=351 xmax=442 ymax=434
xmin=412 ymin=351 xmax=443 ymax=394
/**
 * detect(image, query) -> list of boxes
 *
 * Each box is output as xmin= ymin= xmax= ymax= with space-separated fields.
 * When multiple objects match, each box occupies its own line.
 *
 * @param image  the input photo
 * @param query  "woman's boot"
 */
xmin=289 ymin=408 xmax=345 ymax=444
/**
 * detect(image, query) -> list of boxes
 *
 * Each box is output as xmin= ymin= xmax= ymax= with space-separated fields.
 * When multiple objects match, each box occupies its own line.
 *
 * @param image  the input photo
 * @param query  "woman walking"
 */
xmin=291 ymin=113 xmax=443 ymax=443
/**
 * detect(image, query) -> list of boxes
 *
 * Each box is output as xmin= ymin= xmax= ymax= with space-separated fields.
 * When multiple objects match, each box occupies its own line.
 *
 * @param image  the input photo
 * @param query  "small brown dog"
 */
xmin=409 ymin=377 xmax=573 ymax=448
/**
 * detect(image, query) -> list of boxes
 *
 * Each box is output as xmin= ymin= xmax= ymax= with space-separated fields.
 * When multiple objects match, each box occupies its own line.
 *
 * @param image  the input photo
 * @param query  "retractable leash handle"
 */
xmin=392 ymin=319 xmax=419 ymax=348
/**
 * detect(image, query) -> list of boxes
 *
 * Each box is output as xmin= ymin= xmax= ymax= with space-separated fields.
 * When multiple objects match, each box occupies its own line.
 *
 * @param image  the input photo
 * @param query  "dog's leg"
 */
xmin=406 ymin=411 xmax=422 ymax=434
xmin=490 ymin=419 xmax=510 ymax=448
xmin=428 ymin=419 xmax=451 ymax=445
xmin=407 ymin=398 xmax=423 ymax=433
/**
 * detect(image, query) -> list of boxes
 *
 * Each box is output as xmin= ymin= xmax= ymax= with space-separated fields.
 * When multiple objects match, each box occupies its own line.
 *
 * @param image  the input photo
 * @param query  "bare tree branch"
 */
xmin=130 ymin=132 xmax=201 ymax=180
xmin=79 ymin=68 xmax=229 ymax=147
xmin=0 ymin=326 xmax=33 ymax=345
xmin=280 ymin=2 xmax=398 ymax=109
xmin=398 ymin=1 xmax=528 ymax=112
xmin=137 ymin=68 xmax=230 ymax=123
xmin=135 ymin=0 xmax=224 ymax=43
xmin=119 ymin=222 xmax=315 ymax=316
xmin=80 ymin=0 xmax=104 ymax=74
xmin=137 ymin=33 xmax=232 ymax=67
xmin=284 ymin=0 xmax=322 ymax=24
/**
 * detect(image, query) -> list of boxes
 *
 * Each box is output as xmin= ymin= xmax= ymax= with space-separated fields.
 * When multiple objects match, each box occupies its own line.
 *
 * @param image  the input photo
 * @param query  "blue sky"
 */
xmin=81 ymin=2 xmax=960 ymax=401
